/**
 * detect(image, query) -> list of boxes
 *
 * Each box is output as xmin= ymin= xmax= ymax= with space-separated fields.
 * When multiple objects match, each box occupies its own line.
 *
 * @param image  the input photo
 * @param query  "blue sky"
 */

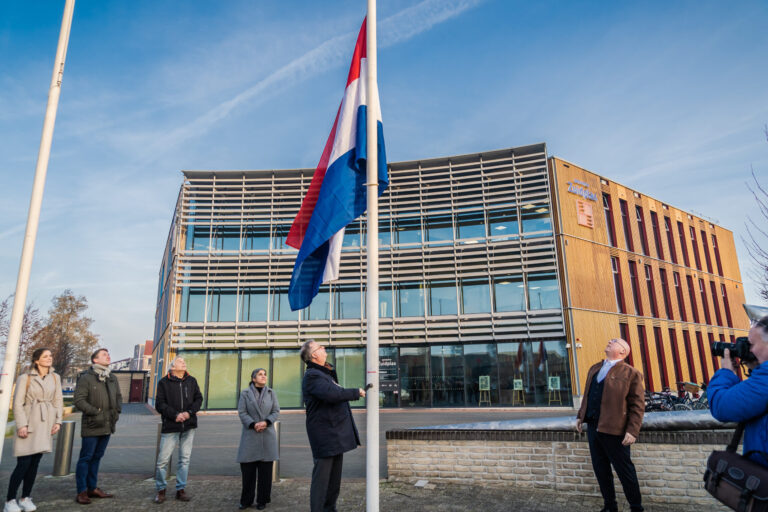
xmin=1 ymin=0 xmax=766 ymax=359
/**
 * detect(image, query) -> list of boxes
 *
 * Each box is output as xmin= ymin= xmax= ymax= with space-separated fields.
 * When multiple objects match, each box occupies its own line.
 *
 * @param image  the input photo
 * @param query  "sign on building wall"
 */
xmin=576 ymin=200 xmax=594 ymax=228
xmin=479 ymin=375 xmax=490 ymax=391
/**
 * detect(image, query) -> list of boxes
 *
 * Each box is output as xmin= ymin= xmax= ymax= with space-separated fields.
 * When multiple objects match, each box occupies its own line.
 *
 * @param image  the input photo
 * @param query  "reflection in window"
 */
xmin=335 ymin=286 xmax=361 ymax=319
xmin=207 ymin=351 xmax=239 ymax=408
xmin=239 ymin=288 xmax=268 ymax=322
xmin=207 ymin=288 xmax=237 ymax=322
xmin=429 ymin=281 xmax=458 ymax=316
xmin=425 ymin=214 xmax=453 ymax=245
xmin=271 ymin=224 xmax=291 ymax=250
xmin=186 ymin=225 xmax=211 ymax=251
xmin=378 ymin=220 xmax=391 ymax=247
xmin=271 ymin=288 xmax=296 ymax=321
xmin=494 ymin=276 xmax=526 ymax=312
xmin=527 ymin=273 xmax=561 ymax=310
xmin=397 ymin=282 xmax=425 ymax=317
xmin=302 ymin=286 xmax=330 ymax=321
xmin=394 ymin=217 xmax=422 ymax=245
xmin=456 ymin=211 xmax=486 ymax=241
xmin=430 ymin=345 xmax=464 ymax=406
xmin=335 ymin=348 xmax=365 ymax=406
xmin=181 ymin=288 xmax=206 ymax=322
xmin=272 ymin=349 xmax=302 ymax=408
xmin=212 ymin=226 xmax=240 ymax=251
xmin=521 ymin=203 xmax=552 ymax=234
xmin=461 ymin=279 xmax=491 ymax=314
xmin=378 ymin=285 xmax=393 ymax=318
xmin=399 ymin=346 xmax=430 ymax=406
xmin=242 ymin=225 xmax=271 ymax=251
xmin=488 ymin=208 xmax=519 ymax=239
xmin=342 ymin=222 xmax=362 ymax=250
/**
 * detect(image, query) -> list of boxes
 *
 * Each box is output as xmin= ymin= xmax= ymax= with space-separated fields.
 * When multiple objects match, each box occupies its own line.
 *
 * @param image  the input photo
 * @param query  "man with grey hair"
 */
xmin=301 ymin=339 xmax=366 ymax=512
xmin=709 ymin=315 xmax=768 ymax=468
xmin=153 ymin=356 xmax=203 ymax=503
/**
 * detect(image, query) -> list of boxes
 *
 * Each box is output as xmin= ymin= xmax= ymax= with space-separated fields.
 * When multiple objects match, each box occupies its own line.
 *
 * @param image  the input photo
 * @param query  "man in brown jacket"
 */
xmin=576 ymin=338 xmax=645 ymax=512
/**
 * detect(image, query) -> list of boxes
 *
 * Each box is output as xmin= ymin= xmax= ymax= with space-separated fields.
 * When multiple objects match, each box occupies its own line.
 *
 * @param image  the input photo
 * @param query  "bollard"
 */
xmin=154 ymin=423 xmax=173 ymax=477
xmin=52 ymin=421 xmax=76 ymax=476
xmin=272 ymin=421 xmax=280 ymax=482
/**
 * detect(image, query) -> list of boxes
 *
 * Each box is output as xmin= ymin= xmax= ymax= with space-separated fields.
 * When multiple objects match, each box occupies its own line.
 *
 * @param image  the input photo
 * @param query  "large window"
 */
xmin=603 ymin=193 xmax=617 ymax=247
xmin=461 ymin=279 xmax=491 ymax=314
xmin=239 ymin=350 xmax=270 ymax=392
xmin=456 ymin=211 xmax=486 ymax=241
xmin=712 ymin=234 xmax=723 ymax=276
xmin=619 ymin=200 xmax=634 ymax=251
xmin=710 ymin=281 xmax=723 ymax=326
xmin=659 ymin=269 xmax=673 ymax=320
xmin=464 ymin=344 xmax=497 ymax=406
xmin=394 ymin=216 xmax=422 ymax=245
xmin=520 ymin=203 xmax=552 ymax=235
xmin=619 ymin=322 xmax=634 ymax=367
xmin=397 ymin=282 xmax=425 ymax=317
xmin=637 ymin=325 xmax=653 ymax=390
xmin=334 ymin=348 xmax=365 ymax=407
xmin=271 ymin=288 xmax=295 ymax=322
xmin=335 ymin=286 xmax=361 ymax=319
xmin=653 ymin=327 xmax=669 ymax=389
xmin=272 ymin=349 xmax=302 ymax=408
xmin=430 ymin=345 xmax=464 ymax=406
xmin=701 ymin=230 xmax=713 ymax=274
xmin=493 ymin=276 xmax=526 ymax=312
xmin=686 ymin=275 xmax=700 ymax=323
xmin=627 ymin=261 xmax=643 ymax=316
xmin=242 ymin=225 xmax=270 ymax=251
xmin=239 ymin=288 xmax=268 ymax=322
xmin=425 ymin=214 xmax=454 ymax=245
xmin=612 ymin=258 xmax=626 ymax=314
xmin=207 ymin=288 xmax=237 ymax=322
xmin=668 ymin=329 xmax=683 ymax=389
xmin=378 ymin=220 xmax=391 ymax=248
xmin=674 ymin=272 xmax=687 ymax=321
xmin=644 ymin=265 xmax=659 ymax=318
xmin=179 ymin=351 xmax=208 ymax=406
xmin=664 ymin=217 xmax=677 ymax=263
xmin=302 ymin=286 xmax=330 ymax=321
xmin=635 ymin=206 xmax=650 ymax=256
xmin=429 ymin=281 xmax=458 ymax=316
xmin=695 ymin=331 xmax=709 ymax=383
xmin=527 ymin=273 xmax=560 ymax=310
xmin=650 ymin=211 xmax=664 ymax=260
xmin=721 ymin=284 xmax=733 ymax=327
xmin=271 ymin=224 xmax=291 ymax=251
xmin=677 ymin=222 xmax=690 ymax=266
xmin=186 ymin=225 xmax=211 ymax=251
xmin=181 ymin=288 xmax=206 ymax=322
xmin=378 ymin=285 xmax=393 ymax=318
xmin=488 ymin=207 xmax=519 ymax=239
xmin=207 ymin=351 xmax=239 ymax=409
xmin=689 ymin=226 xmax=702 ymax=271
xmin=682 ymin=330 xmax=697 ymax=383
xmin=212 ymin=226 xmax=240 ymax=251
xmin=342 ymin=222 xmax=362 ymax=250
xmin=399 ymin=347 xmax=429 ymax=407
xmin=698 ymin=279 xmax=712 ymax=324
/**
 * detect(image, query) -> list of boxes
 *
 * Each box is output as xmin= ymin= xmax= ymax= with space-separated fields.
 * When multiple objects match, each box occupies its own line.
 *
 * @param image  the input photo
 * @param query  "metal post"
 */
xmin=272 ymin=421 xmax=280 ymax=482
xmin=0 ymin=0 xmax=75 ymax=464
xmin=52 ymin=421 xmax=76 ymax=476
xmin=154 ymin=423 xmax=173 ymax=477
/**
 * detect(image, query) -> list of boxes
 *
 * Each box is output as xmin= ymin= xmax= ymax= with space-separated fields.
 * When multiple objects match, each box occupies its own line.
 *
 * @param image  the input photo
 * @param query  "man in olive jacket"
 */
xmin=576 ymin=338 xmax=645 ymax=512
xmin=300 ymin=339 xmax=366 ymax=512
xmin=73 ymin=348 xmax=122 ymax=505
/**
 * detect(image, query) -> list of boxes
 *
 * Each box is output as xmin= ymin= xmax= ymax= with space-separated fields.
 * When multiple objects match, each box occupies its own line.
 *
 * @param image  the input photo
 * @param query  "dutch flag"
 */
xmin=286 ymin=18 xmax=388 ymax=312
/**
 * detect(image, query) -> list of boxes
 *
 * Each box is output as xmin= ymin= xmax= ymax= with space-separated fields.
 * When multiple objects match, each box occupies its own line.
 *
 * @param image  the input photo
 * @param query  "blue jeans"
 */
xmin=76 ymin=435 xmax=110 ymax=493
xmin=155 ymin=429 xmax=195 ymax=491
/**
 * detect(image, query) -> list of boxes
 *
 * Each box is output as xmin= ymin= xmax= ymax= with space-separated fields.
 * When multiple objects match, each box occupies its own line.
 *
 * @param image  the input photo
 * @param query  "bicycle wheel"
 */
xmin=673 ymin=403 xmax=693 ymax=411
xmin=692 ymin=401 xmax=709 ymax=410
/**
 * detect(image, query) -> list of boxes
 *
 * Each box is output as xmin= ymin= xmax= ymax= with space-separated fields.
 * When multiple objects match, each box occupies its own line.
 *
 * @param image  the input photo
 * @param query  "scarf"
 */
xmin=92 ymin=364 xmax=111 ymax=382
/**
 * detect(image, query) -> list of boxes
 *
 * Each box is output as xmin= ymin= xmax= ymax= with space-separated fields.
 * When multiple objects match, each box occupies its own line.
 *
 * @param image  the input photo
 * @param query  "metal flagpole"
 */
xmin=365 ymin=1 xmax=380 ymax=511
xmin=0 ymin=0 xmax=76 ymax=463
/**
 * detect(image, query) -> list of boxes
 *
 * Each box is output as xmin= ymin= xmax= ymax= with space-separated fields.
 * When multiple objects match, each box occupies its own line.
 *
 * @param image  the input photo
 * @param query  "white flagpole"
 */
xmin=0 ymin=0 xmax=75 ymax=463
xmin=365 ymin=1 xmax=380 ymax=511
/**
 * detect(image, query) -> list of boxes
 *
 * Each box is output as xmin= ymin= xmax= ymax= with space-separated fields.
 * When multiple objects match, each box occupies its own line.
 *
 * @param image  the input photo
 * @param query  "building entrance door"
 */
xmin=130 ymin=379 xmax=144 ymax=403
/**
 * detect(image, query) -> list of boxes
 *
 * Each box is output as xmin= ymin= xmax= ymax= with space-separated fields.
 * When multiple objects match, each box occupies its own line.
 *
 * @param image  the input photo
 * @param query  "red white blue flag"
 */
xmin=286 ymin=18 xmax=387 ymax=311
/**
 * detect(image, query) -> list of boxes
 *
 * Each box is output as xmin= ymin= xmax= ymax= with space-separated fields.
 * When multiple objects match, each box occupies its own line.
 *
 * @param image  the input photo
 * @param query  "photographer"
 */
xmin=709 ymin=315 xmax=768 ymax=468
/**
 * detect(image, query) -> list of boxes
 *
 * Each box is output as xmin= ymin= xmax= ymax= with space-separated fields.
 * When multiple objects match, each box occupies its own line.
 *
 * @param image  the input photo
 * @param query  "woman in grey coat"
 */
xmin=237 ymin=368 xmax=279 ymax=510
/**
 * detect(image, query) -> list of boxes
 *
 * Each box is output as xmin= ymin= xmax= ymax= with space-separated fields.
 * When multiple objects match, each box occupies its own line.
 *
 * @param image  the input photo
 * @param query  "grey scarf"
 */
xmin=92 ymin=364 xmax=111 ymax=382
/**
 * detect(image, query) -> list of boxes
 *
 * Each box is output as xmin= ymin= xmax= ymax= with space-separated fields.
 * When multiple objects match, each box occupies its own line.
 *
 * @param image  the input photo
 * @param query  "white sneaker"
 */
xmin=16 ymin=498 xmax=35 ymax=512
xmin=3 ymin=500 xmax=22 ymax=512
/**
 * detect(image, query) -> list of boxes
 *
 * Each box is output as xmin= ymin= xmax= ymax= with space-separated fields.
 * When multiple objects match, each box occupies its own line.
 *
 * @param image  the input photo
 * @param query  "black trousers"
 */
xmin=310 ymin=454 xmax=343 ymax=512
xmin=240 ymin=460 xmax=273 ymax=507
xmin=7 ymin=453 xmax=43 ymax=501
xmin=587 ymin=424 xmax=643 ymax=512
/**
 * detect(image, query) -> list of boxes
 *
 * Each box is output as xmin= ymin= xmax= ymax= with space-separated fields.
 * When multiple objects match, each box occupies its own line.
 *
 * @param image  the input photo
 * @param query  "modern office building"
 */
xmin=150 ymin=143 xmax=750 ymax=409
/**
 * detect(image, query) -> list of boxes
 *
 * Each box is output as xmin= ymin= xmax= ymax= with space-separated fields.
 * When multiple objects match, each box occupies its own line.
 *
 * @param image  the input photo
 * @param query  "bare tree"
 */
xmin=0 ymin=295 xmax=43 ymax=366
xmin=30 ymin=290 xmax=99 ymax=378
xmin=743 ymin=125 xmax=768 ymax=302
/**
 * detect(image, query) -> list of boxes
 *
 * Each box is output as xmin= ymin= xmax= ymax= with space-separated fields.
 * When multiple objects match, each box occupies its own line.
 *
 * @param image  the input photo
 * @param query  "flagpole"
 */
xmin=0 ymin=0 xmax=75 ymax=463
xmin=365 ymin=1 xmax=380 ymax=511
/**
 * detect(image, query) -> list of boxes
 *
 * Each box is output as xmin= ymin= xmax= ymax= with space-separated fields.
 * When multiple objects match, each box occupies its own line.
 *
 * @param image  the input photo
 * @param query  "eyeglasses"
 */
xmin=311 ymin=345 xmax=326 ymax=356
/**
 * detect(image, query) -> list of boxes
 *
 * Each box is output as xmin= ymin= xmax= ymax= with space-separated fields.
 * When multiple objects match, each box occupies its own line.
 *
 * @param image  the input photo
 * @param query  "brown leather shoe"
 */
xmin=75 ymin=491 xmax=92 ymax=505
xmin=154 ymin=489 xmax=166 ymax=504
xmin=175 ymin=489 xmax=191 ymax=502
xmin=87 ymin=488 xmax=114 ymax=499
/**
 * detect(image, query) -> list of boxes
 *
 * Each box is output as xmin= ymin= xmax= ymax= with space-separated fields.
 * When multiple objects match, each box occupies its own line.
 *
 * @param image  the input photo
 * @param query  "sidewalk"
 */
xmin=10 ymin=474 xmax=702 ymax=511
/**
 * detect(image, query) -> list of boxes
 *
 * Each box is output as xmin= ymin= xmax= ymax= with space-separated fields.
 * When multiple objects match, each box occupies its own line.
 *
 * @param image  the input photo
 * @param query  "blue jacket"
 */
xmin=302 ymin=361 xmax=361 ymax=459
xmin=709 ymin=364 xmax=768 ymax=468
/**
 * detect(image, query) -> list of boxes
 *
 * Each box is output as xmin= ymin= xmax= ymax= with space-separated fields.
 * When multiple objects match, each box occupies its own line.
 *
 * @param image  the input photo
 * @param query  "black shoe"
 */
xmin=238 ymin=505 xmax=249 ymax=510
xmin=255 ymin=505 xmax=266 ymax=510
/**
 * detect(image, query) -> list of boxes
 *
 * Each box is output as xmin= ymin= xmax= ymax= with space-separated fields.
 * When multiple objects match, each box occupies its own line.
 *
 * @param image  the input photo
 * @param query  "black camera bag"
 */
xmin=704 ymin=423 xmax=768 ymax=511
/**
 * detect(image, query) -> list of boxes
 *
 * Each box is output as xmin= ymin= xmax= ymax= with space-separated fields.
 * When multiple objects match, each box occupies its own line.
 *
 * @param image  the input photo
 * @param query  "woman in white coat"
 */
xmin=237 ymin=368 xmax=279 ymax=510
xmin=4 ymin=348 xmax=63 ymax=512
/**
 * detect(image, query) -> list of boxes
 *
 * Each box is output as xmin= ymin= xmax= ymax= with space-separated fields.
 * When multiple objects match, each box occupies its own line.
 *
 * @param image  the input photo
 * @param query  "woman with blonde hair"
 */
xmin=4 ymin=348 xmax=63 ymax=512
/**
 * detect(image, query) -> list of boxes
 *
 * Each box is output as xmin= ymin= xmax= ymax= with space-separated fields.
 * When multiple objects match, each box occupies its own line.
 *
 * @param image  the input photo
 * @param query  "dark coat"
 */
xmin=577 ymin=360 xmax=645 ymax=437
xmin=302 ymin=361 xmax=360 ymax=459
xmin=155 ymin=372 xmax=203 ymax=433
xmin=73 ymin=368 xmax=122 ymax=438
xmin=237 ymin=384 xmax=280 ymax=463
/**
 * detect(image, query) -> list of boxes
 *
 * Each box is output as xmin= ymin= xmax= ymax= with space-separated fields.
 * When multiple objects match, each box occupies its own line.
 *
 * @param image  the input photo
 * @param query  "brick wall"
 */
xmin=386 ymin=430 xmax=732 ymax=509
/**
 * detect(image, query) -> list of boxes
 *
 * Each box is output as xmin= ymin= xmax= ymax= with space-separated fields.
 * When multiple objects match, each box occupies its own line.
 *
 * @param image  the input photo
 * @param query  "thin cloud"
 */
xmin=142 ymin=0 xmax=485 ymax=159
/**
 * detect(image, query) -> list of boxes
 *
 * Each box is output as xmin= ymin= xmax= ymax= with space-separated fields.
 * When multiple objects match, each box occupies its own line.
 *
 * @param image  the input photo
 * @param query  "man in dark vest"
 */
xmin=300 ymin=339 xmax=366 ymax=512
xmin=576 ymin=338 xmax=645 ymax=512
